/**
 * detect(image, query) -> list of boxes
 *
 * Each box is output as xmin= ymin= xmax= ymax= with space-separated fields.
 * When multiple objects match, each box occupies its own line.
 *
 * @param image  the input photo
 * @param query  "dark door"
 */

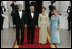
xmin=25 ymin=1 xmax=42 ymax=15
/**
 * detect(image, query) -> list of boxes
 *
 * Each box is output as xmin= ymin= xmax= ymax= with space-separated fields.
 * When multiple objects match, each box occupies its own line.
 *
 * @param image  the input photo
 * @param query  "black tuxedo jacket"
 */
xmin=26 ymin=11 xmax=38 ymax=27
xmin=14 ymin=10 xmax=26 ymax=27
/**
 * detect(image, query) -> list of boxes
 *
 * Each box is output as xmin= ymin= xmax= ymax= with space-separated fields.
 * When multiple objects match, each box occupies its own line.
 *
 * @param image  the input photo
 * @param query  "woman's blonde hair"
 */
xmin=53 ymin=9 xmax=58 ymax=13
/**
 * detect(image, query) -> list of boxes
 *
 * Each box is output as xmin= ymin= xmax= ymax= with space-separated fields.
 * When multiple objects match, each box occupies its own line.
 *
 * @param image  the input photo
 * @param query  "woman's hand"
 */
xmin=58 ymin=26 xmax=60 ymax=30
xmin=25 ymin=24 xmax=27 ymax=27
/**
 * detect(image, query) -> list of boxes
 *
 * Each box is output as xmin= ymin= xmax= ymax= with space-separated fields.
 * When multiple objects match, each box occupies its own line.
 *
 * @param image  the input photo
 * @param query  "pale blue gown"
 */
xmin=50 ymin=15 xmax=60 ymax=44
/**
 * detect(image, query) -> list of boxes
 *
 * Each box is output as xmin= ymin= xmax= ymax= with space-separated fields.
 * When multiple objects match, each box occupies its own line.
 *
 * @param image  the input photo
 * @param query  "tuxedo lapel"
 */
xmin=30 ymin=12 xmax=32 ymax=19
xmin=17 ymin=11 xmax=20 ymax=19
xmin=33 ymin=12 xmax=35 ymax=18
xmin=21 ymin=10 xmax=23 ymax=19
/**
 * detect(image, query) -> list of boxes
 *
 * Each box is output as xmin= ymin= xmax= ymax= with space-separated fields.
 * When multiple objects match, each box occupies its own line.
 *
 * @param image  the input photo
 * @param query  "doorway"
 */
xmin=25 ymin=1 xmax=42 ymax=15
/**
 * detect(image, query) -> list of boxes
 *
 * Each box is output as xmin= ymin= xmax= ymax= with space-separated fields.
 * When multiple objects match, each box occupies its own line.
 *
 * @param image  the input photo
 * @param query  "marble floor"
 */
xmin=1 ymin=28 xmax=71 ymax=48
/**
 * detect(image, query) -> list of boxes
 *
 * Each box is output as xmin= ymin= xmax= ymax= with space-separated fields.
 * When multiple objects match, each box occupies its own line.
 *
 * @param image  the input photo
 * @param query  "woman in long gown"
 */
xmin=38 ymin=7 xmax=50 ymax=44
xmin=50 ymin=9 xmax=60 ymax=44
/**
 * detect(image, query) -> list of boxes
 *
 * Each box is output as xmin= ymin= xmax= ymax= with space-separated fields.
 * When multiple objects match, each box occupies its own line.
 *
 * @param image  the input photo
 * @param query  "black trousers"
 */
xmin=12 ymin=16 xmax=15 ymax=25
xmin=16 ymin=24 xmax=25 ymax=44
xmin=27 ymin=26 xmax=35 ymax=44
xmin=68 ymin=19 xmax=71 ymax=30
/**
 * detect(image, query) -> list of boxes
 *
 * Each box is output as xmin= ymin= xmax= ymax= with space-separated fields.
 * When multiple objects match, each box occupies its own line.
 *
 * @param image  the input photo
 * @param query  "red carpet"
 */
xmin=13 ymin=27 xmax=57 ymax=48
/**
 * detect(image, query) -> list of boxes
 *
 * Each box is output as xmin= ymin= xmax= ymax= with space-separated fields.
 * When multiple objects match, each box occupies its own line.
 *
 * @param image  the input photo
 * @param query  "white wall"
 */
xmin=59 ymin=1 xmax=69 ymax=13
xmin=59 ymin=1 xmax=69 ymax=29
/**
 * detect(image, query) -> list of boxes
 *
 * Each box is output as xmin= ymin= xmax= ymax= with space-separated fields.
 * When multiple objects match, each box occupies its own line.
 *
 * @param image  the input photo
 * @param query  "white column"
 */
xmin=59 ymin=1 xmax=69 ymax=13
xmin=2 ymin=1 xmax=9 ymax=29
xmin=59 ymin=1 xmax=69 ymax=29
xmin=7 ymin=1 xmax=13 ymax=28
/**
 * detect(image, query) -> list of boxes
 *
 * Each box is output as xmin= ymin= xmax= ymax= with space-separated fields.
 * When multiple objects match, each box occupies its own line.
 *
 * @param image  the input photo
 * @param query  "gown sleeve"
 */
xmin=47 ymin=14 xmax=50 ymax=28
xmin=58 ymin=15 xmax=60 ymax=26
xmin=38 ymin=14 xmax=41 ymax=28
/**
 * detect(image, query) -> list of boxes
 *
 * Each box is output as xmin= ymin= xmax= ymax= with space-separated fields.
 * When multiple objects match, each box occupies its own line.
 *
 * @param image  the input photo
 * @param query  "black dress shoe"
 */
xmin=17 ymin=43 xmax=19 ymax=45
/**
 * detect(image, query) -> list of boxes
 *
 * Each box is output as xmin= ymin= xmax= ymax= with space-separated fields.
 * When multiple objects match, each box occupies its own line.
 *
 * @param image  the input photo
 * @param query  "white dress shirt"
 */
xmin=31 ymin=12 xmax=34 ymax=18
xmin=19 ymin=10 xmax=22 ymax=19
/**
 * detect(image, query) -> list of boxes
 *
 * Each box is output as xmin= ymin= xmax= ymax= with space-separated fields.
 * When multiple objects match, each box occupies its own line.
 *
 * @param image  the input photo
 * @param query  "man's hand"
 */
xmin=25 ymin=24 xmax=27 ymax=27
xmin=35 ymin=25 xmax=37 ymax=28
xmin=13 ymin=24 xmax=16 ymax=28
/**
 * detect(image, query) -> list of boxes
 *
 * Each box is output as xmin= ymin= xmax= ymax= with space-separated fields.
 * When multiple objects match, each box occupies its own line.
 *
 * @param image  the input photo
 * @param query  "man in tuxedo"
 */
xmin=14 ymin=4 xmax=27 ymax=45
xmin=49 ymin=1 xmax=56 ymax=20
xmin=27 ymin=5 xmax=38 ymax=44
xmin=67 ymin=2 xmax=71 ymax=31
xmin=10 ymin=1 xmax=18 ymax=28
